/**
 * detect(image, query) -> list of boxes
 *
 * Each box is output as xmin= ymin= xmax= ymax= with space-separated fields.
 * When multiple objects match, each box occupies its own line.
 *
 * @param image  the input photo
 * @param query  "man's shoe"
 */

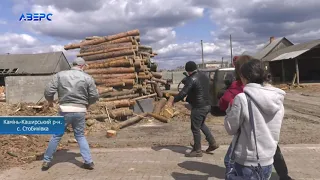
xmin=206 ymin=145 xmax=220 ymax=153
xmin=83 ymin=162 xmax=95 ymax=170
xmin=185 ymin=150 xmax=203 ymax=157
xmin=41 ymin=162 xmax=50 ymax=171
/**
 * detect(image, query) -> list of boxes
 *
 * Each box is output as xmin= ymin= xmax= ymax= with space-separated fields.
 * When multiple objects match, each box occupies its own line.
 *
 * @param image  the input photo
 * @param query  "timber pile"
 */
xmin=64 ymin=29 xmax=168 ymax=123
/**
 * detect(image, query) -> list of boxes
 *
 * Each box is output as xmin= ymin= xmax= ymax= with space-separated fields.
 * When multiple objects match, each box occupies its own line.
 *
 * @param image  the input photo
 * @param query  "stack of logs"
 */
xmin=63 ymin=29 xmax=173 ymax=127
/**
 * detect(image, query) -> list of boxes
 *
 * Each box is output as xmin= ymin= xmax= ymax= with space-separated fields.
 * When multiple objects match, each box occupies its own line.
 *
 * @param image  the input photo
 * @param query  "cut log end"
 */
xmin=106 ymin=130 xmax=117 ymax=138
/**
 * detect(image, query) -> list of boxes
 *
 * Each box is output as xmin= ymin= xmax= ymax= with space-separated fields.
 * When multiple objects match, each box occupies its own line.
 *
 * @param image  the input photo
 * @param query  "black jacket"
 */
xmin=174 ymin=71 xmax=211 ymax=108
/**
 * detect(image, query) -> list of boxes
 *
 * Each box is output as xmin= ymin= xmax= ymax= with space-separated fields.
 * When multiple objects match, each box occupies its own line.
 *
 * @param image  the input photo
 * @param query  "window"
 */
xmin=0 ymin=69 xmax=9 ymax=74
xmin=11 ymin=68 xmax=18 ymax=73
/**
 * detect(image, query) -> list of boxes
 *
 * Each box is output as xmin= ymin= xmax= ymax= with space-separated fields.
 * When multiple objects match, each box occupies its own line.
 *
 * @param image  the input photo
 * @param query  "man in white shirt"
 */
xmin=42 ymin=57 xmax=99 ymax=171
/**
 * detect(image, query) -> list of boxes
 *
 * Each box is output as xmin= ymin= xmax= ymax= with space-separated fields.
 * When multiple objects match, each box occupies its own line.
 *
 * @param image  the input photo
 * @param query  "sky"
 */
xmin=0 ymin=0 xmax=320 ymax=69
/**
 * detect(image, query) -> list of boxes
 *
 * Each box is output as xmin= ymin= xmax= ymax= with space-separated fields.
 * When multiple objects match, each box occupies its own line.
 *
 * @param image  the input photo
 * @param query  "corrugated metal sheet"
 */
xmin=262 ymin=39 xmax=320 ymax=62
xmin=253 ymin=37 xmax=294 ymax=60
xmin=0 ymin=51 xmax=70 ymax=75
xmin=271 ymin=49 xmax=309 ymax=61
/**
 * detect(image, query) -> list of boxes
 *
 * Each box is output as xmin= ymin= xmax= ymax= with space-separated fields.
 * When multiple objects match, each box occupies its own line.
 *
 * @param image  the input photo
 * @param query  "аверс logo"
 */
xmin=19 ymin=13 xmax=53 ymax=21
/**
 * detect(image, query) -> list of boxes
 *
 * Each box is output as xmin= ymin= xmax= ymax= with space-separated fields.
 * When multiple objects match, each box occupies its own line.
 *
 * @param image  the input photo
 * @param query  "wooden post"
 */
xmin=281 ymin=60 xmax=285 ymax=83
xmin=295 ymin=58 xmax=300 ymax=85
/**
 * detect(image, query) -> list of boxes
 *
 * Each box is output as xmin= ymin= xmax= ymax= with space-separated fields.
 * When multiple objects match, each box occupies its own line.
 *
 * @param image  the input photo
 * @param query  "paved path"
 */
xmin=1 ymin=144 xmax=320 ymax=180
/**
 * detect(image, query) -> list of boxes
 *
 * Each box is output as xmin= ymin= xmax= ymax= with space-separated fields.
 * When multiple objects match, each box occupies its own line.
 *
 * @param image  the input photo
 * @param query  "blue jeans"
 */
xmin=225 ymin=144 xmax=272 ymax=179
xmin=233 ymin=163 xmax=272 ymax=179
xmin=43 ymin=112 xmax=92 ymax=164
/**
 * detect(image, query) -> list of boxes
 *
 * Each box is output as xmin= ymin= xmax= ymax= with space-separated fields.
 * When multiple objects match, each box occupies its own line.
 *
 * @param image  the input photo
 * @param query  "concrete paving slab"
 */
xmin=0 ymin=144 xmax=320 ymax=180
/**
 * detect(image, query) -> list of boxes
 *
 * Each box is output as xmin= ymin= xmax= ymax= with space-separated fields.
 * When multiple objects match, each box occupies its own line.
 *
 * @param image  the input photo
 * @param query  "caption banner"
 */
xmin=0 ymin=116 xmax=65 ymax=134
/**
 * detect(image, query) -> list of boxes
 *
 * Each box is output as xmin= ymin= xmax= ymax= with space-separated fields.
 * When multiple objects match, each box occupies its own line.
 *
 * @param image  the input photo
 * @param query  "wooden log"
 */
xmin=104 ymin=99 xmax=136 ymax=109
xmin=133 ymin=93 xmax=157 ymax=101
xmin=78 ymin=46 xmax=137 ymax=57
xmin=85 ymin=67 xmax=135 ymax=74
xmin=153 ymin=83 xmax=163 ymax=98
xmin=86 ymin=108 xmax=132 ymax=120
xmin=153 ymin=98 xmax=167 ymax=115
xmin=100 ymin=93 xmax=140 ymax=102
xmin=147 ymin=113 xmax=170 ymax=123
xmin=161 ymin=96 xmax=175 ymax=118
xmin=86 ymin=56 xmax=133 ymax=64
xmin=102 ymin=82 xmax=125 ymax=87
xmin=91 ymin=73 xmax=137 ymax=80
xmin=83 ymin=49 xmax=135 ymax=61
xmin=111 ymin=113 xmax=147 ymax=130
xmin=96 ymin=87 xmax=113 ymax=94
xmin=100 ymin=89 xmax=135 ymax=98
xmin=151 ymin=77 xmax=167 ymax=85
xmin=134 ymin=59 xmax=142 ymax=68
xmin=86 ymin=114 xmax=109 ymax=120
xmin=99 ymin=36 xmax=134 ymax=46
xmin=138 ymin=75 xmax=151 ymax=80
xmin=64 ymin=29 xmax=140 ymax=50
xmin=138 ymin=65 xmax=148 ymax=72
xmin=86 ymin=59 xmax=133 ymax=69
xmin=109 ymin=108 xmax=133 ymax=119
xmin=106 ymin=130 xmax=117 ymax=138
xmin=151 ymin=72 xmax=162 ymax=79
xmin=95 ymin=79 xmax=135 ymax=86
xmin=163 ymin=91 xmax=179 ymax=98
xmin=80 ymin=42 xmax=133 ymax=53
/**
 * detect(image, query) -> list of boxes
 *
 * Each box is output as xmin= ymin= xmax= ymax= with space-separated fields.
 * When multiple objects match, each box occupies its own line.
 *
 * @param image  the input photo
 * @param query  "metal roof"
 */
xmin=253 ymin=37 xmax=293 ymax=59
xmin=0 ymin=51 xmax=71 ymax=75
xmin=262 ymin=39 xmax=320 ymax=62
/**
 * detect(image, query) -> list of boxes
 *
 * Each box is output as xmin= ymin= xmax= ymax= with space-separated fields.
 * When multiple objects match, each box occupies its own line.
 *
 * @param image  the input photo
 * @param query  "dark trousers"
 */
xmin=274 ymin=145 xmax=291 ymax=179
xmin=190 ymin=105 xmax=216 ymax=151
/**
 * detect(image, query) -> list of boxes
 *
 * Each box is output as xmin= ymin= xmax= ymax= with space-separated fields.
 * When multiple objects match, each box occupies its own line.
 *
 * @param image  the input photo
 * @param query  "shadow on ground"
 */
xmin=172 ymin=161 xmax=225 ymax=179
xmin=152 ymin=145 xmax=192 ymax=155
xmin=172 ymin=160 xmax=279 ymax=180
xmin=39 ymin=149 xmax=84 ymax=169
xmin=152 ymin=145 xmax=279 ymax=180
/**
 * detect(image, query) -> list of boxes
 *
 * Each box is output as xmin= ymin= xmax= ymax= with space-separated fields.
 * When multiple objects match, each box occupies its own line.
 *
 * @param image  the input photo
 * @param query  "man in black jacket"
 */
xmin=173 ymin=61 xmax=219 ymax=157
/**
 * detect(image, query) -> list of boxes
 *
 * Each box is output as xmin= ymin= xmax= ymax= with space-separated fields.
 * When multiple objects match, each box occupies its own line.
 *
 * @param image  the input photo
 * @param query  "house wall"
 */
xmin=5 ymin=75 xmax=58 ymax=104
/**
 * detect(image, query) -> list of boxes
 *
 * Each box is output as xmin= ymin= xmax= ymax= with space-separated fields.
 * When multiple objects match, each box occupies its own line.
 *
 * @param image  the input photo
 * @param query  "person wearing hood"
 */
xmin=224 ymin=59 xmax=286 ymax=178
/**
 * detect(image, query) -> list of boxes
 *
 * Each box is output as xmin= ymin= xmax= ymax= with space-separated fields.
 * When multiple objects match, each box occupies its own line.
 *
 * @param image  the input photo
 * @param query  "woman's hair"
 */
xmin=240 ymin=59 xmax=269 ymax=84
xmin=234 ymin=55 xmax=255 ymax=80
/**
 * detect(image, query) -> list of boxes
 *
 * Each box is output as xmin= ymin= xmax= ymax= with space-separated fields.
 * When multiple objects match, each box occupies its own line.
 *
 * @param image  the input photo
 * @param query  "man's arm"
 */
xmin=87 ymin=76 xmax=99 ymax=105
xmin=173 ymin=78 xmax=193 ymax=103
xmin=44 ymin=74 xmax=59 ymax=105
xmin=224 ymin=95 xmax=243 ymax=135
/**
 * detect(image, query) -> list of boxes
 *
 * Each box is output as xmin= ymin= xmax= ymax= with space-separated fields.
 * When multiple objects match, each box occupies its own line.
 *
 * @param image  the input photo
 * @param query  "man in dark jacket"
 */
xmin=173 ymin=61 xmax=219 ymax=157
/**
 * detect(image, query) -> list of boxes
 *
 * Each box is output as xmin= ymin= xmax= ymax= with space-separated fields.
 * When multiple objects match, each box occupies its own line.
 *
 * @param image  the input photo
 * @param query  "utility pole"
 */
xmin=201 ymin=40 xmax=204 ymax=69
xmin=221 ymin=57 xmax=224 ymax=68
xmin=230 ymin=34 xmax=233 ymax=67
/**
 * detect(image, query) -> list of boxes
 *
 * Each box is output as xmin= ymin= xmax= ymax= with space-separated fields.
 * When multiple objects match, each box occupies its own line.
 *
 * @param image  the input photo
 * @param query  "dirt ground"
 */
xmin=1 ymin=84 xmax=320 ymax=170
